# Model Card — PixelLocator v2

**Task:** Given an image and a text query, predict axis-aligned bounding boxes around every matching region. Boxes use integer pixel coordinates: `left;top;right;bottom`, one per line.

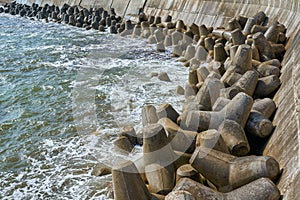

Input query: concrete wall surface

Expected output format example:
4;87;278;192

0;0;12;5
14;0;300;199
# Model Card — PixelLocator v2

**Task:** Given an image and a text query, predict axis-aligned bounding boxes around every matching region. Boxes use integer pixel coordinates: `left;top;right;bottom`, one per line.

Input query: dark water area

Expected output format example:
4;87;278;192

0;14;187;199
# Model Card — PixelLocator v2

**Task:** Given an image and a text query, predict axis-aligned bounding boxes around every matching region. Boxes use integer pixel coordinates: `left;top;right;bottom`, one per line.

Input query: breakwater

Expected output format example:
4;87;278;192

3;0;300;199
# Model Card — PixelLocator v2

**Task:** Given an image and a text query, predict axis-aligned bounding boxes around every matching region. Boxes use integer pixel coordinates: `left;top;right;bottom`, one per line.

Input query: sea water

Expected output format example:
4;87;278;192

0;13;187;199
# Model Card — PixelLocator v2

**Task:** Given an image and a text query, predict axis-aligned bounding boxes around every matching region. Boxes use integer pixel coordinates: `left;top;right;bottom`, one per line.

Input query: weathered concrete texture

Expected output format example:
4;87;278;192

91;0;112;10
15;0;300;199
0;0;12;5
264;40;300;199
125;0;146;19
111;0;130;17
141;2;300;199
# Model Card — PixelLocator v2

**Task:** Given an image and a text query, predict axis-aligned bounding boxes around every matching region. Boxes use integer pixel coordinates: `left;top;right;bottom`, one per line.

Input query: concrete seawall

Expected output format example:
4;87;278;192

0;0;12;4
15;0;300;199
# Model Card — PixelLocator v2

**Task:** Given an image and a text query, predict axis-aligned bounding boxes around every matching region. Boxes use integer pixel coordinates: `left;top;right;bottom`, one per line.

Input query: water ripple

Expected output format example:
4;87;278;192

0;13;187;199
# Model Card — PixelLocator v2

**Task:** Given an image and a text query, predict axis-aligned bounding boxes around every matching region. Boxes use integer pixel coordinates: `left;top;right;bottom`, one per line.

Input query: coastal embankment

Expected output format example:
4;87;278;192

0;0;12;5
6;0;300;199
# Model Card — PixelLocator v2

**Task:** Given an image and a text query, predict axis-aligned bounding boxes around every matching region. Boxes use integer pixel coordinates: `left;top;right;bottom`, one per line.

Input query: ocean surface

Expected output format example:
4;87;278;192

0;14;187;199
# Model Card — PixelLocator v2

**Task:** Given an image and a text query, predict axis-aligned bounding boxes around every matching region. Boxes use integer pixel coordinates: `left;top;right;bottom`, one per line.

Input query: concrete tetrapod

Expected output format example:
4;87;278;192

173;151;193;169
278;32;287;44
157;41;166;52
143;123;176;166
149;28;158;40
189;146;280;192
140;22;151;38
176;85;185;95
174;20;184;30
264;23;280;43
243;17;256;36
199;24;209;37
218;119;250;156
189;23;199;36
164;35;172;47
142;105;159;126
271;44;286;60
165;190;196;200
233;44;252;74
181;92;253;132
145;163;175;195
172;177;280;200
196;129;229;154
220;65;242;87
183;31;194;45
188;69;198;85
253;32;275;61
212;61;226;76
132;24;141;38
148;16;155;25
158;72;171;82
113;136;133;155
156;103;180;124
251;59;263;68
184;45;196;61
9;5;288;199
148;35;157;44
212;29;231;41
229;45;238;61
197;36;206;48
252;11;267;26
204;37;214;51
207;71;222;80
212;97;231;111
151;193;165;200
254;75;281;98
251;25;268;34
196;65;210;83
220;85;241;100
256;64;280;77
246;111;274;138
225;177;280;200
154;16;161;25
261;59;281;68
220;70;258;99
172;30;183;46
214;43;227;63
184;84;197;98
176;164;204;184
252;45;260;61
112;160;152;200
231;29;245;45
252;98;276;119
172;177;223;199
119;126;137;145
227;18;242;31
158;118;197;154
173;44;183;57
233;70;259;96
154;29;165;43
161;22;174;29
98;25;105;32
194;77;225;111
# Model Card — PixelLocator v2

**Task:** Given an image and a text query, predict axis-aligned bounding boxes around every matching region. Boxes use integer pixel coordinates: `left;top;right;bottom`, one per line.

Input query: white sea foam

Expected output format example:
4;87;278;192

0;14;188;199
